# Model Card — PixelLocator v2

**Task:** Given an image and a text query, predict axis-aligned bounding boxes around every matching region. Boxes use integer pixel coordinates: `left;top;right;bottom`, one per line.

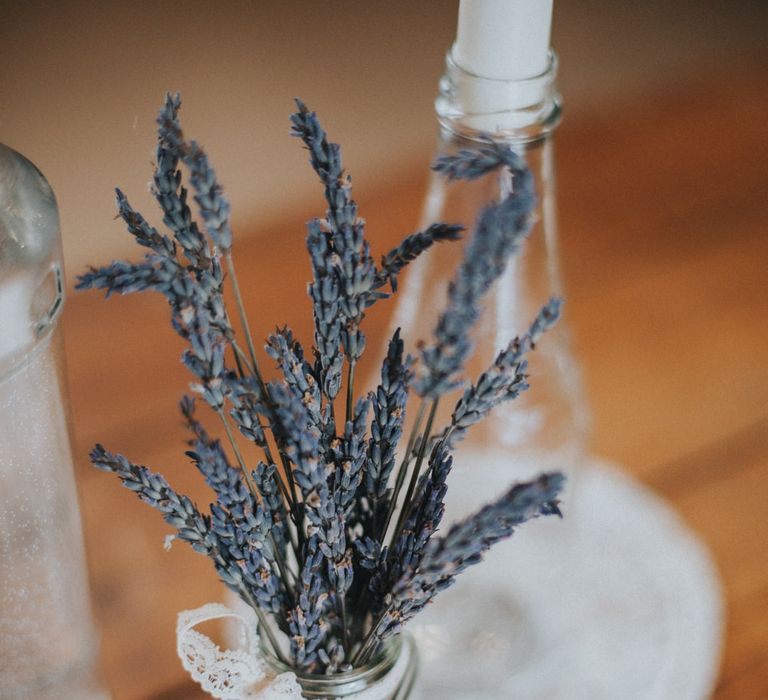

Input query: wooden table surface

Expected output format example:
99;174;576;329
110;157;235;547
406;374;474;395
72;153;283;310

63;65;768;699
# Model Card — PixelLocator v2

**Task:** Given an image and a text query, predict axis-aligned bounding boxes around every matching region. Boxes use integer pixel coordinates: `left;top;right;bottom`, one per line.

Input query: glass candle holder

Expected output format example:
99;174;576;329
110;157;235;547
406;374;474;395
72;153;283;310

390;50;587;516
0;144;107;699
380;50;588;698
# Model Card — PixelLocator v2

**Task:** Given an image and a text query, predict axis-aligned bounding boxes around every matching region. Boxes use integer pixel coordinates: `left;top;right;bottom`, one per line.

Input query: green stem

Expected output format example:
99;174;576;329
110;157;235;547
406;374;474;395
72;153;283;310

239;585;290;666
217;409;257;496
283;457;301;532
351;609;388;666
389;398;439;549
345;359;357;426
339;595;351;656
230;339;256;377
225;253;260;374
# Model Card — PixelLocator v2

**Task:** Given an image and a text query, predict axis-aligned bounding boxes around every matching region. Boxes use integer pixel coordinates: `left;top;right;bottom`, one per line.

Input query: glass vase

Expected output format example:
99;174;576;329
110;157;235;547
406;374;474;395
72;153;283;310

383;49;588;698
392;49;587;514
0;144;107;699
264;634;418;700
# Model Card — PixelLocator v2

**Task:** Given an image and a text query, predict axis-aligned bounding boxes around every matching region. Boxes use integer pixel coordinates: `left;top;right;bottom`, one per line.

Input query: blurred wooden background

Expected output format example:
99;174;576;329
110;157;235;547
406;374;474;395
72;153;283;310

3;1;765;697
2;0;767;271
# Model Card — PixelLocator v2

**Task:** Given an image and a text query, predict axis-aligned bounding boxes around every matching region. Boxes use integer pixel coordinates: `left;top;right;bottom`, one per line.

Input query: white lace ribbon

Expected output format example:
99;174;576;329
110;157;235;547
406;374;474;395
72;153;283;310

176;602;302;699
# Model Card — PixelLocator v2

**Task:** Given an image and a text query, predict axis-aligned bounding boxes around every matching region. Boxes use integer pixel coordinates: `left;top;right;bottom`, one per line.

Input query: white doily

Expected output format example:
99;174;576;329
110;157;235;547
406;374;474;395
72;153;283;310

409;459;724;700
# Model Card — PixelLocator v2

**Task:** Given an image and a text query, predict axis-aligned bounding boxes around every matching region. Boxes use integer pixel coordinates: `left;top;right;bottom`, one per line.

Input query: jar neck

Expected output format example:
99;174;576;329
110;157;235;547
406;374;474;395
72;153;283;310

435;48;562;144
262;633;415;698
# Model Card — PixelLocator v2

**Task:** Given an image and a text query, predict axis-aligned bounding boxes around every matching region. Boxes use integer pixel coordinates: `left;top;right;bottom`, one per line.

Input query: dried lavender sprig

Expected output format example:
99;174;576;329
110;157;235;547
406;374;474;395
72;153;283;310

374;223;463;292
224;375;302;527
290;99;354;232
268;381;351;597
266;327;323;432
156;93;266;394
181;396;289;555
153;93;212;268
362;445;452;626
415;174;536;398
333;218;380;362
252;461;292;554
141;112;290;508
432;139;526;182
89;444;216;554
364;330;413;509
292;101;382;366
408;472;563;591
88;444;289;657
76;208;233;415
79;182;222;336
209;502;287;618
358;472;564;660
212;398;301;618
226;377;269;447
186;425;289;565
306;219;345;399
181;396;242;503
331;397;370;515
76;256;171;297
183;308;230;410
441;297;563;447
189;409;296;616
115;189;176;257
201;443;298;617
76;249;226;376
75;270;231;412
374;398;427;546
288;540;331;671
157;104;232;255
176;133;264;391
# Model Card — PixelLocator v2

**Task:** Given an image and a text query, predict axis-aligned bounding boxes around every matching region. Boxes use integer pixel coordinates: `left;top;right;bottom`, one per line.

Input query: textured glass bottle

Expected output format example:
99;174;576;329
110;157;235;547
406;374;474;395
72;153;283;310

0;144;107;699
388;51;587;699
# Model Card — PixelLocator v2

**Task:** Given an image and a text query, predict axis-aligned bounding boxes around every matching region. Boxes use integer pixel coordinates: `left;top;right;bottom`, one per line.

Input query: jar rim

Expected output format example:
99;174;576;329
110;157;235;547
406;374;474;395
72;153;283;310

260;632;405;697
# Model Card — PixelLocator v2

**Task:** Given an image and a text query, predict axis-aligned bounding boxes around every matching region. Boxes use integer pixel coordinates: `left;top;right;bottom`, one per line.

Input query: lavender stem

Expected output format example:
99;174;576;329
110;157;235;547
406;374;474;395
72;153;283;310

378;398;427;542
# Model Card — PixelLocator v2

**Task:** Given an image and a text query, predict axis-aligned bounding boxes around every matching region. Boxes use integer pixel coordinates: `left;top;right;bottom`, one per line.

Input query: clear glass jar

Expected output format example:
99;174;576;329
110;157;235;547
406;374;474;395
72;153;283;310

0;144;107;699
263;634;417;700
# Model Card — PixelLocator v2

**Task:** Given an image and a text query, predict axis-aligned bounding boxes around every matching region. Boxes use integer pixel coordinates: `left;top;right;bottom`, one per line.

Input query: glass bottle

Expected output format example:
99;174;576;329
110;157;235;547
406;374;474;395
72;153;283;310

392;48;586;517
0;144;107;699
387;50;588;699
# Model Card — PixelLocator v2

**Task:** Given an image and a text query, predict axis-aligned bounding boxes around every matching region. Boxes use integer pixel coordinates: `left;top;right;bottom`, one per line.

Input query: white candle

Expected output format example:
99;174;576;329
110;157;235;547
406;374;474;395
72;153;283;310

454;0;553;80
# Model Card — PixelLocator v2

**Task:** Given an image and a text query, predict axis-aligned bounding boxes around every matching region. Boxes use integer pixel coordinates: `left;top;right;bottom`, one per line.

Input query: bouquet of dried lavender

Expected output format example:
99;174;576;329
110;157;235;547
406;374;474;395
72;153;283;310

78;95;564;677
